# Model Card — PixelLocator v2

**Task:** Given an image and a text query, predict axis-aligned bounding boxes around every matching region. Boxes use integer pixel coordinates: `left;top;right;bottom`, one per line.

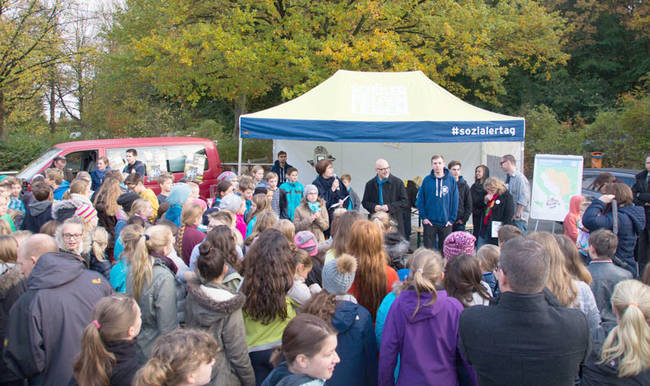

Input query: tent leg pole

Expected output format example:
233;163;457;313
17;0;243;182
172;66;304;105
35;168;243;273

237;137;243;175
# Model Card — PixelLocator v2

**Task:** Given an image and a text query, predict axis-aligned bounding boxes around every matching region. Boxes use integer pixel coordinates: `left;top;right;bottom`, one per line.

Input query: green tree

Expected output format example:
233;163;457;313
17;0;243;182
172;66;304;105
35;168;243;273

107;0;568;138
0;0;65;138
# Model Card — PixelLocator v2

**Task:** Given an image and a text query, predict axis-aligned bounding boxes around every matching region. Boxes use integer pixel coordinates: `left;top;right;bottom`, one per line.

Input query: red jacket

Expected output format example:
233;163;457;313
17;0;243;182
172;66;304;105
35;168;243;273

563;195;584;243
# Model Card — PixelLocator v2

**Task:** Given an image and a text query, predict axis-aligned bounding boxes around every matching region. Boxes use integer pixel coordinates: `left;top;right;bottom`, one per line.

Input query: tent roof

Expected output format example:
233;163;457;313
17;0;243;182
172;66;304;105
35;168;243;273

240;70;524;143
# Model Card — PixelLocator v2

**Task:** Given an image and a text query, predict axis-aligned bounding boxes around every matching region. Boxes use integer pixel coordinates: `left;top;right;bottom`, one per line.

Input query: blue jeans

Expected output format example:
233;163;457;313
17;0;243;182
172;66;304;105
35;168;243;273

513;219;528;235
476;234;489;249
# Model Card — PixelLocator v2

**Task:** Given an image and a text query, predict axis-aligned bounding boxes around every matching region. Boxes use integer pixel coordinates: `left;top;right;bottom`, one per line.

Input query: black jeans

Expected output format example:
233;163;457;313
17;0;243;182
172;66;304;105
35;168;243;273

249;348;275;386
423;223;451;251
637;226;650;277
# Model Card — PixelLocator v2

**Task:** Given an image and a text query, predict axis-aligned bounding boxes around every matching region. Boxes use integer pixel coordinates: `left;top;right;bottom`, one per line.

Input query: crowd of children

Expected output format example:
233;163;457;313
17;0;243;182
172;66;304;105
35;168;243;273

0;153;648;386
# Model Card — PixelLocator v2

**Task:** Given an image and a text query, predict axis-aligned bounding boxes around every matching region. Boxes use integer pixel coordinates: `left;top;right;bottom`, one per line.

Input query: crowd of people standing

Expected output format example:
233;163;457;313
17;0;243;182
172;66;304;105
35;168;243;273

0;148;648;386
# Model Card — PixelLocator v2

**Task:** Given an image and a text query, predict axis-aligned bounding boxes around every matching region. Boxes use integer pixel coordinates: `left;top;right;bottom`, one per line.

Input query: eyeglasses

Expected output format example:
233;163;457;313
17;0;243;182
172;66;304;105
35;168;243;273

500;160;507;165
376;167;390;172
63;233;83;240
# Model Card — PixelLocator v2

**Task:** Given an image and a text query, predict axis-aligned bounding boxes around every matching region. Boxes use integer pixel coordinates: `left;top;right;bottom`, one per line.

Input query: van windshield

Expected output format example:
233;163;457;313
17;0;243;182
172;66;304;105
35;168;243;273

18;148;62;180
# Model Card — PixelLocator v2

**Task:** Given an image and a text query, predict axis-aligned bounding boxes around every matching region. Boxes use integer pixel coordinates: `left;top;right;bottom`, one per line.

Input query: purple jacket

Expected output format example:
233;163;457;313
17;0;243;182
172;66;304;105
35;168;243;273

378;289;474;386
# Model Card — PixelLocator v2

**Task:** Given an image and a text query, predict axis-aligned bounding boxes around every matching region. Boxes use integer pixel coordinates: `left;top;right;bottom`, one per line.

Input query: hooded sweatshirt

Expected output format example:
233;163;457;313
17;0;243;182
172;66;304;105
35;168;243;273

416;168;459;226
20;200;53;233
3;251;113;385
327;300;378;386
378;289;474;386
185;279;255;386
582;200;646;276
563;195;584;243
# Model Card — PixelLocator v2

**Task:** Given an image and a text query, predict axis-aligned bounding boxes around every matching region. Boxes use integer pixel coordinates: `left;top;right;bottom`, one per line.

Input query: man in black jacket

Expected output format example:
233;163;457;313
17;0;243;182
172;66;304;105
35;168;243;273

459;237;590;386
362;158;409;238
632;153;650;276
448;160;472;232
4;235;113;385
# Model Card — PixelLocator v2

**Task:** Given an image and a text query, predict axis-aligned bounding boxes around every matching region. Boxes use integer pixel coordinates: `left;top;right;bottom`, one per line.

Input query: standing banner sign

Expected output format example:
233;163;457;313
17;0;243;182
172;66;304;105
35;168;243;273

531;154;583;222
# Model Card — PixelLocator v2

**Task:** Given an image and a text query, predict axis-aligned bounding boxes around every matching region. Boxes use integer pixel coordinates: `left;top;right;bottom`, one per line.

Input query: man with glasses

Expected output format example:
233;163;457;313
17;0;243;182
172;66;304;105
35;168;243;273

362;158;409;238
4;230;113;385
500;154;530;235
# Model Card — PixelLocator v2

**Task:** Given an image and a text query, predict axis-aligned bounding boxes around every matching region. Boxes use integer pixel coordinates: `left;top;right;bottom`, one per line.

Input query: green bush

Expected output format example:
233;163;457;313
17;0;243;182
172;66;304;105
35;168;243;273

0;130;74;172
583;94;650;168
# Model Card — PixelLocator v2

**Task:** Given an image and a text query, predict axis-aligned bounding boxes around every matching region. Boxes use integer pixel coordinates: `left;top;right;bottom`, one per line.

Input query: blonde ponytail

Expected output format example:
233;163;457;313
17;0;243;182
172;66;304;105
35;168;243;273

91;227;109;263
600;280;650;377
123;225;150;301
407;248;443;319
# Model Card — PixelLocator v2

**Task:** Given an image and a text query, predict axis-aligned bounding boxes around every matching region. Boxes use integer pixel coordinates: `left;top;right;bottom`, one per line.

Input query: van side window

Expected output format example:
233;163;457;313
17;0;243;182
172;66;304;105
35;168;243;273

166;145;209;173
66;150;98;176
106;145;208;175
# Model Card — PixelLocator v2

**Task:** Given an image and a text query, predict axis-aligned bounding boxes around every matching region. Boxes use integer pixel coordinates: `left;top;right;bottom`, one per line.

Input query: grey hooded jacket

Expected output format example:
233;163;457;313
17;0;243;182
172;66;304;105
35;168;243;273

126;258;178;364
185;279;255;386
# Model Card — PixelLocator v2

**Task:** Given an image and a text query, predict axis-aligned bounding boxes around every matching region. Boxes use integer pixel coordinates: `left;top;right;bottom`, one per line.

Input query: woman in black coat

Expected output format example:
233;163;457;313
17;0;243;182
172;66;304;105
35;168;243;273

470;165;489;238
477;177;514;247
312;159;347;235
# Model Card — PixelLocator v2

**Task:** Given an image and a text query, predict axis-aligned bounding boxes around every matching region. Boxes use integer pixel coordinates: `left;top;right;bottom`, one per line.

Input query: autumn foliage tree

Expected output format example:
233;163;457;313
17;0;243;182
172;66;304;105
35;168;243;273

108;0;568;137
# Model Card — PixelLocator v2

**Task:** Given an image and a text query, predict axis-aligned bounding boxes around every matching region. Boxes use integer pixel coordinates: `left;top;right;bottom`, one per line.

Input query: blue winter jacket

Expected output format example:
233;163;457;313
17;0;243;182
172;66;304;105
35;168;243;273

53;180;70;201
279;181;304;221
329;300;378;386
582;200;645;276
416;168;458;226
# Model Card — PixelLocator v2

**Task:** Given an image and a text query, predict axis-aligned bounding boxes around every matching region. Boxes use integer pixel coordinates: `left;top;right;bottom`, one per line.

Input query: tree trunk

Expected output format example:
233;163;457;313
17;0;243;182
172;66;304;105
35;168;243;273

49;77;56;134
232;94;247;141
0;89;4;139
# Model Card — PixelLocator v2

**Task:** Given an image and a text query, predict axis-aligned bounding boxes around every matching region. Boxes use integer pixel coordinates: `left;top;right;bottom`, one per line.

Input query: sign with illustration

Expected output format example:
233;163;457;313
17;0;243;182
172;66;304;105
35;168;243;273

531;154;583;222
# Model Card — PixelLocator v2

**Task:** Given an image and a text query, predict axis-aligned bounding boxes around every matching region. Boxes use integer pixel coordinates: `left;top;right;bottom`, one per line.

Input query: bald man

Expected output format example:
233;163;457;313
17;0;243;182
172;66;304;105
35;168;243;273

15;233;58;277
4;234;112;385
362;159;409;237
1;235;58;384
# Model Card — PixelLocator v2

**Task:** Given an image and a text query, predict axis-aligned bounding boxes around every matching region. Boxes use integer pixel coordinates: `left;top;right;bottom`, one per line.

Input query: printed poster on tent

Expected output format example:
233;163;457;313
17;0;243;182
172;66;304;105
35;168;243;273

184;153;206;182
531;154;583;222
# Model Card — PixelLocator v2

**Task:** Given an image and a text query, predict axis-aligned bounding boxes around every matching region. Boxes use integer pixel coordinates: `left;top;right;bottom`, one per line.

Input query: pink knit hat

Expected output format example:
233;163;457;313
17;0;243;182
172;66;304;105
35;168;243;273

294;231;318;257
75;204;97;225
443;231;476;259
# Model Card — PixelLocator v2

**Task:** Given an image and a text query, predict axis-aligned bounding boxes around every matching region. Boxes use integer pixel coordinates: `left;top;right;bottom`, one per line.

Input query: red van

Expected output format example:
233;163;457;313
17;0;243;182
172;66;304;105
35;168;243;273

17;137;222;199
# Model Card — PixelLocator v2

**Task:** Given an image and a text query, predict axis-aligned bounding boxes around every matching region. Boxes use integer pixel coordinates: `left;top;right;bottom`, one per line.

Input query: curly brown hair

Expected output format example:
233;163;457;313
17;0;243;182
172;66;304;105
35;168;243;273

302;291;337;323
242;229;295;324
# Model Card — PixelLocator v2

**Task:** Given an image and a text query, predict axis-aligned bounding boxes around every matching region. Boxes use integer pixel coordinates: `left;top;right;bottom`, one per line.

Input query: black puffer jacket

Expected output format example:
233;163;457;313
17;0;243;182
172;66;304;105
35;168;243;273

583;200;645;276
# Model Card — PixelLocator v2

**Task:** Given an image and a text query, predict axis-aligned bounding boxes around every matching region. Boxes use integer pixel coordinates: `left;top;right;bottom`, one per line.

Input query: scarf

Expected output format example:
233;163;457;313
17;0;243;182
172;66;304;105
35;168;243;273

377;175;388;205
308;201;321;212
483;194;500;225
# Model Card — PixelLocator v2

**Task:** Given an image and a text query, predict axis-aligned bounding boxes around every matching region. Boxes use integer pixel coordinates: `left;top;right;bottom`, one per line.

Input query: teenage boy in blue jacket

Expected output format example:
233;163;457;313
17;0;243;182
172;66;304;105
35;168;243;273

416;155;458;251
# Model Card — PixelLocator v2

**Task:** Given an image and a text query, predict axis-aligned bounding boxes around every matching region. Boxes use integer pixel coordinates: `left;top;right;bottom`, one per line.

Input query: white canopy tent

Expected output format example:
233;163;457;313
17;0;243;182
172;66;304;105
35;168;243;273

239;70;525;194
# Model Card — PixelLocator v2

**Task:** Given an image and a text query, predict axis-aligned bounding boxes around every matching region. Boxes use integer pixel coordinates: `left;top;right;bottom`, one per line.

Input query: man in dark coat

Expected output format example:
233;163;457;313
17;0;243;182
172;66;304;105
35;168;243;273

459;237;590;386
270;150;294;185
0;235;59;385
632;153;650;276
448;160;472;232
4;235;113;385
362;158;409;238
